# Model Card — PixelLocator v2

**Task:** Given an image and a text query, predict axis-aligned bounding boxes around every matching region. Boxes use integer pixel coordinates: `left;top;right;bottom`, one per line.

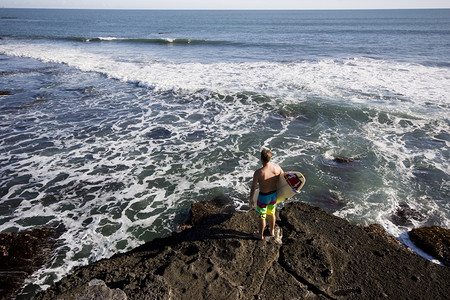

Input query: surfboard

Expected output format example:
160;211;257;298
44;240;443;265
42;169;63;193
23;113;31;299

251;171;306;207
276;171;306;203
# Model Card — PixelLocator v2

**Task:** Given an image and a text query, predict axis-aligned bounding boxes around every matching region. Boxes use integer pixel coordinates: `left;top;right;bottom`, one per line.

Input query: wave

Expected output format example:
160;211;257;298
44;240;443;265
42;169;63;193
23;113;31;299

22;35;239;46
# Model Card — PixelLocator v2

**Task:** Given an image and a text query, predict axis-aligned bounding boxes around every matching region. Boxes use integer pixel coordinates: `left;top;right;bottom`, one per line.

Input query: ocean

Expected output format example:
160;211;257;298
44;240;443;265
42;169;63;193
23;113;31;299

0;8;449;298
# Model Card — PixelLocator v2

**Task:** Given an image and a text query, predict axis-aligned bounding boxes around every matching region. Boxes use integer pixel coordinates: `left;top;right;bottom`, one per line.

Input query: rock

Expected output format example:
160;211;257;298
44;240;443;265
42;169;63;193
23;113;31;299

390;203;425;226
409;226;450;266
35;202;450;300
0;91;11;96
51;279;127;300
313;193;345;213
333;156;357;163
184;194;235;226
0;228;56;300
363;224;406;250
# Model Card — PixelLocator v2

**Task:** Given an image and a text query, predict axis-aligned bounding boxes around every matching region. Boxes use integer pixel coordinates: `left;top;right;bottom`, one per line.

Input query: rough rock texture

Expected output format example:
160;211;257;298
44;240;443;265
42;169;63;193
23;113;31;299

185;195;235;226
51;279;127;300
363;224;407;251
0;228;55;300
409;226;450;267
35;202;449;300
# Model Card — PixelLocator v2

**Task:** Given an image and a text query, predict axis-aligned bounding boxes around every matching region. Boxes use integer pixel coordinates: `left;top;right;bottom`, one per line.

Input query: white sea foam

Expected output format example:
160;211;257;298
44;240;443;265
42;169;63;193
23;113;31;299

1;41;449;114
98;37;124;41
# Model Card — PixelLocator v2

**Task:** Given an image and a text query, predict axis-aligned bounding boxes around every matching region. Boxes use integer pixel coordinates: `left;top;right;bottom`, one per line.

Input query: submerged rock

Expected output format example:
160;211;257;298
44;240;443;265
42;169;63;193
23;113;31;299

409;226;450;266
0;228;56;300
313;193;345;213
35;202;450;300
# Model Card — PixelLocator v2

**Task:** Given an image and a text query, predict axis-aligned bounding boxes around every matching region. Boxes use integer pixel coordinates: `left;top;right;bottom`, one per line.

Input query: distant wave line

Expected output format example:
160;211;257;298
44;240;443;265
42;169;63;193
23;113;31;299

23;35;242;46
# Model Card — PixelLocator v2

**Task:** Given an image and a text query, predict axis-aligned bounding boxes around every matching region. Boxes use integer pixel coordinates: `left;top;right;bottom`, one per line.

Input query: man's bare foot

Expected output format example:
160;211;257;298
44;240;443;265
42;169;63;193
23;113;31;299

269;230;275;237
252;232;263;240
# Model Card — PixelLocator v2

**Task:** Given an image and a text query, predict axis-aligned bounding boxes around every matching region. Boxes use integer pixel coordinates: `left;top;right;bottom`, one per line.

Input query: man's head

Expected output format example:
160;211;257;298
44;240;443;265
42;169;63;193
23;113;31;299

261;148;272;164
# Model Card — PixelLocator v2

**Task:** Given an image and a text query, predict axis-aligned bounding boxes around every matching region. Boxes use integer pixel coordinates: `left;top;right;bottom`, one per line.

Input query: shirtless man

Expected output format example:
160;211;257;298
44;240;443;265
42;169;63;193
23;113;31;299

249;149;283;240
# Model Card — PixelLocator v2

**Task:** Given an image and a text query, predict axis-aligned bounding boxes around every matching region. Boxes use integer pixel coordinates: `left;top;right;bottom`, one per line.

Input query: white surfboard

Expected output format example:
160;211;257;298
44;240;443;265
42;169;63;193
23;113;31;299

251;171;306;206
276;171;306;203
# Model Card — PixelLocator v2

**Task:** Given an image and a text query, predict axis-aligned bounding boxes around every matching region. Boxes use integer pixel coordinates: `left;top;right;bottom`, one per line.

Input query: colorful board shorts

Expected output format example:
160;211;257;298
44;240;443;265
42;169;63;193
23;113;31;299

256;190;277;220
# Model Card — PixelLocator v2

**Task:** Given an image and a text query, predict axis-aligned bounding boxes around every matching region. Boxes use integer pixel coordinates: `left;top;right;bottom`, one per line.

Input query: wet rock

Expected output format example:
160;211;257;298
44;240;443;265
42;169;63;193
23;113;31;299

363;224;405;250
333;156;357;163
0;91;11;96
35;202;450;300
0;228;56;300
409;226;450;266
390;203;426;226
184;194;235;226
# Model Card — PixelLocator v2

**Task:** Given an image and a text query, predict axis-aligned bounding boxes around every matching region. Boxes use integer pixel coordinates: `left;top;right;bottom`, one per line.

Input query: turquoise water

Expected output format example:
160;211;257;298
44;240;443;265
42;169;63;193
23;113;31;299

0;9;449;297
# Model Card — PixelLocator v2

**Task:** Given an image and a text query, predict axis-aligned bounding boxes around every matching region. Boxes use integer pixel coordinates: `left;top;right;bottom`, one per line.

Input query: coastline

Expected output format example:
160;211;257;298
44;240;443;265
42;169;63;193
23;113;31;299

32;200;449;300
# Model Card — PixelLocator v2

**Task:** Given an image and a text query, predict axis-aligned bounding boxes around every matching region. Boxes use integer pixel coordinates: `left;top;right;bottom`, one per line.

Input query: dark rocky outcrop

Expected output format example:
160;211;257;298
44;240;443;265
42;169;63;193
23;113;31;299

185;195;235;226
333;156;357;164
409;226;450;267
390;203;425;227
0;228;55;300
34;201;449;300
0;91;11;96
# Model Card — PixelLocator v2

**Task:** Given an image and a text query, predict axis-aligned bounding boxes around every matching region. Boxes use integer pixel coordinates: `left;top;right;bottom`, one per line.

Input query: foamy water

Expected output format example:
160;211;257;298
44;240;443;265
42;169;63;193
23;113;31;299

1;41;449;110
0;8;449;298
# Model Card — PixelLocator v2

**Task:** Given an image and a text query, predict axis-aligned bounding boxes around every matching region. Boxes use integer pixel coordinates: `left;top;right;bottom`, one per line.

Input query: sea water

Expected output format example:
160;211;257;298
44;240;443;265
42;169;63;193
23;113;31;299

0;9;449;297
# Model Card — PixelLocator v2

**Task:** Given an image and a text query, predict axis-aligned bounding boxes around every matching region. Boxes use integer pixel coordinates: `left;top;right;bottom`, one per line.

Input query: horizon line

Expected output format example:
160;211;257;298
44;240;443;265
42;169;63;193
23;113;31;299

1;7;450;11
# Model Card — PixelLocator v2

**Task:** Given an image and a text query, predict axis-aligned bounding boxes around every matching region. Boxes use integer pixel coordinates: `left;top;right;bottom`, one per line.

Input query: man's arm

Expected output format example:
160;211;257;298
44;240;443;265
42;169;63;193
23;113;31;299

249;171;259;208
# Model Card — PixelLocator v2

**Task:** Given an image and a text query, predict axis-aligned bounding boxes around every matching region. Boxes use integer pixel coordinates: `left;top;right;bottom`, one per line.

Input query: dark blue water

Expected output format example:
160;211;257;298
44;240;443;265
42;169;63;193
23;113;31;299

0;9;449;298
1;9;449;64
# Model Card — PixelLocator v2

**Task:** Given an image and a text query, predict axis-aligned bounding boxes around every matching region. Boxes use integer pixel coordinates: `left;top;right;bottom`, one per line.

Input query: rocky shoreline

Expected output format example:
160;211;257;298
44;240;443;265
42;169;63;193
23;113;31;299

0;228;55;300
30;199;449;300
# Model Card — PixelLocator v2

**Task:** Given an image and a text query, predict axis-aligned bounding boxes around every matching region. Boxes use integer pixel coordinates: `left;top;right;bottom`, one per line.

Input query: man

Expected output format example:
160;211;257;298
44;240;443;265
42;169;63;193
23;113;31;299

249;149;283;240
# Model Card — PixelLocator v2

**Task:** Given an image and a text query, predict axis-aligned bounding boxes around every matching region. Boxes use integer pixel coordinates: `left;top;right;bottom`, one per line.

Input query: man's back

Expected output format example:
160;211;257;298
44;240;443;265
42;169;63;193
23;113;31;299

257;162;283;193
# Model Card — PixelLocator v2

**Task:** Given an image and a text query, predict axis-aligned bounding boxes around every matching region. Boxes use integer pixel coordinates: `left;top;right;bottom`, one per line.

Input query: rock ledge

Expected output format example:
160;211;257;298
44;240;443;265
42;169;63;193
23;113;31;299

35;202;449;299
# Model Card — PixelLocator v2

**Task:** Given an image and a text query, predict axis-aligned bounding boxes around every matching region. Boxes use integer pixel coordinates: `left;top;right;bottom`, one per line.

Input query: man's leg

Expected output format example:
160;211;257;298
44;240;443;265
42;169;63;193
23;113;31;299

268;214;276;236
266;199;277;236
257;218;266;239
255;196;268;240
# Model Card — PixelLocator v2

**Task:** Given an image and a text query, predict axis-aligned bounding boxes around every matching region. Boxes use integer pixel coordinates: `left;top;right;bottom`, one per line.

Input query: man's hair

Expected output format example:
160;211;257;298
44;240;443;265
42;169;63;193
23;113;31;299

261;148;272;163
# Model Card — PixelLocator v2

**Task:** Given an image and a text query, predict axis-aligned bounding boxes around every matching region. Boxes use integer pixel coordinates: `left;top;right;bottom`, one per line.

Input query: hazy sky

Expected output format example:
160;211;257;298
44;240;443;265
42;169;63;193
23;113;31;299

1;0;449;10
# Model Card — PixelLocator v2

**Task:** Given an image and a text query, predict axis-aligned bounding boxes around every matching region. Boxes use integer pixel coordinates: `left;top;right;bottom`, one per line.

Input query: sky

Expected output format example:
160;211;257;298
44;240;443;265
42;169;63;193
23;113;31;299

1;0;449;10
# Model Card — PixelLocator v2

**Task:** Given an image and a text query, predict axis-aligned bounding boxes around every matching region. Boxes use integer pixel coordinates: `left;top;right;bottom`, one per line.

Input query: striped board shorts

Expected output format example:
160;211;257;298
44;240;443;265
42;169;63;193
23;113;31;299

256;190;277;220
